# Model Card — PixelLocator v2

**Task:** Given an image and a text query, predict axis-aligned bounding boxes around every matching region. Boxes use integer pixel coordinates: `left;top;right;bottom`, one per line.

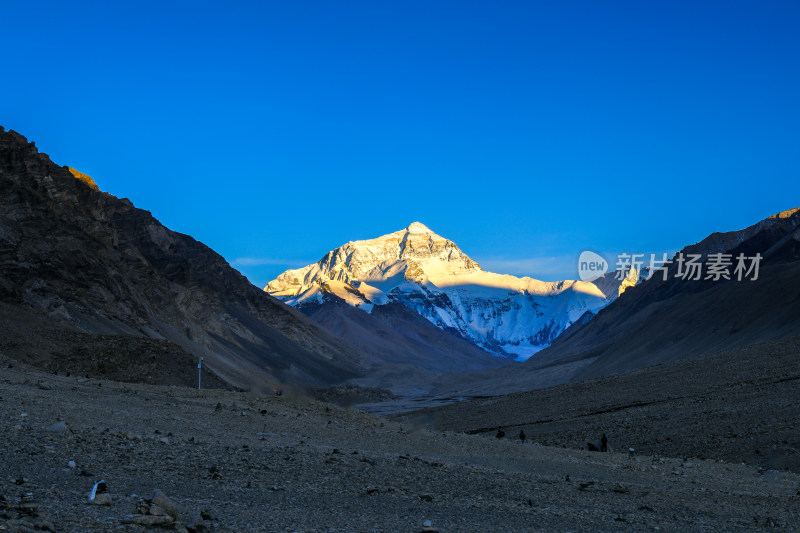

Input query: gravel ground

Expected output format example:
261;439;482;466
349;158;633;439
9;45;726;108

397;337;800;475
1;355;799;532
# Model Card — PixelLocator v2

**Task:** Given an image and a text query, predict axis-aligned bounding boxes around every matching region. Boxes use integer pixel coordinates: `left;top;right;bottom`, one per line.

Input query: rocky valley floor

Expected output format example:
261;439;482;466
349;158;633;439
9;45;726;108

398;337;800;477
2;353;800;532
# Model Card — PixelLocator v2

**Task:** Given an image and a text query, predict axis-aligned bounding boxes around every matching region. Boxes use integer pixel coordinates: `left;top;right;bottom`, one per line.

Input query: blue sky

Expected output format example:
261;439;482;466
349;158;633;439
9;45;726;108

3;1;798;286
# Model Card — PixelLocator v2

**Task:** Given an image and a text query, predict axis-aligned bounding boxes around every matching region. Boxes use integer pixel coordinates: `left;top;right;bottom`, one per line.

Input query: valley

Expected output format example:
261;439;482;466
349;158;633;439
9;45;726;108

2;354;799;532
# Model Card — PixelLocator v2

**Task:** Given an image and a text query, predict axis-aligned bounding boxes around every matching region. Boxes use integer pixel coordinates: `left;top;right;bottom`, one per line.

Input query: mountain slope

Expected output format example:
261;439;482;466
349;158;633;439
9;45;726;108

294;292;508;391
267;222;621;359
429;208;800;397
0;127;366;389
683;207;800;257
559;207;800;381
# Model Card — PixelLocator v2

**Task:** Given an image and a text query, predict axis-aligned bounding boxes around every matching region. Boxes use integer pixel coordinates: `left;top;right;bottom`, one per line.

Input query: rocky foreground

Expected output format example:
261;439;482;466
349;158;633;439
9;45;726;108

1;355;799;532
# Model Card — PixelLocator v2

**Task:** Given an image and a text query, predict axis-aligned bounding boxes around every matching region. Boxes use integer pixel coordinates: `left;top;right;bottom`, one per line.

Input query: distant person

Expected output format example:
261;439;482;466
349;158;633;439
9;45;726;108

519;430;526;444
600;433;608;452
495;426;505;439
275;388;283;397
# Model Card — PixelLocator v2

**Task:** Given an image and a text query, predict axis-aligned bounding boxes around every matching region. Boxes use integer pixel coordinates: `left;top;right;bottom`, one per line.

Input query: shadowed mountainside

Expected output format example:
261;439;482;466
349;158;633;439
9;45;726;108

429;208;800;397
0;301;230;389
296;294;509;391
0;127;367;389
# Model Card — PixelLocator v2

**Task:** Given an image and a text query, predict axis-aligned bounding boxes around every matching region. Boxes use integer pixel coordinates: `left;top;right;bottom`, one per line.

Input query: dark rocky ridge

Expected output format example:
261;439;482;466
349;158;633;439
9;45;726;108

429;208;800;397
683;206;800;257
539;207;800;381
0;126;367;389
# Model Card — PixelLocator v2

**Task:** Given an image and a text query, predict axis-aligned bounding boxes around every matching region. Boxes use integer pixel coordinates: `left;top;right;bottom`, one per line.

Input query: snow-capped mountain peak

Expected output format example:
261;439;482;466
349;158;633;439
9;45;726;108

266;223;621;361
266;223;481;297
405;221;434;234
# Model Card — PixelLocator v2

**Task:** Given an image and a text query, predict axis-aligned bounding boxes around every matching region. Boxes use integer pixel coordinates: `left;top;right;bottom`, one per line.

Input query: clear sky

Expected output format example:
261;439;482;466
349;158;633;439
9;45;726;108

3;1;798;286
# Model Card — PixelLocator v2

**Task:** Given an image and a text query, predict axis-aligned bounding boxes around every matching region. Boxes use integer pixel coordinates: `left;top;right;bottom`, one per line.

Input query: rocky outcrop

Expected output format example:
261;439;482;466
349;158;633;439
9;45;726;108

0;126;366;388
67;167;100;191
616;266;638;296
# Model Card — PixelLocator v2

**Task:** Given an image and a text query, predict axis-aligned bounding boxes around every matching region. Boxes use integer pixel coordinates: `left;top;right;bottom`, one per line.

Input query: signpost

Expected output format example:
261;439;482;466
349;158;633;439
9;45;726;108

198;357;203;390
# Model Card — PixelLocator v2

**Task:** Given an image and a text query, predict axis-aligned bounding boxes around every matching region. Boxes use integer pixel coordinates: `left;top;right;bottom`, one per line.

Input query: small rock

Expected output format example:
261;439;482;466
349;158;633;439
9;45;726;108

90;492;112;505
18;492;38;513
46;421;68;434
158;437;170;444
612;484;630;494
188;515;211;533
152;489;180;519
149;503;165;516
135;500;151;515
421;519;439;532
67;460;77;468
